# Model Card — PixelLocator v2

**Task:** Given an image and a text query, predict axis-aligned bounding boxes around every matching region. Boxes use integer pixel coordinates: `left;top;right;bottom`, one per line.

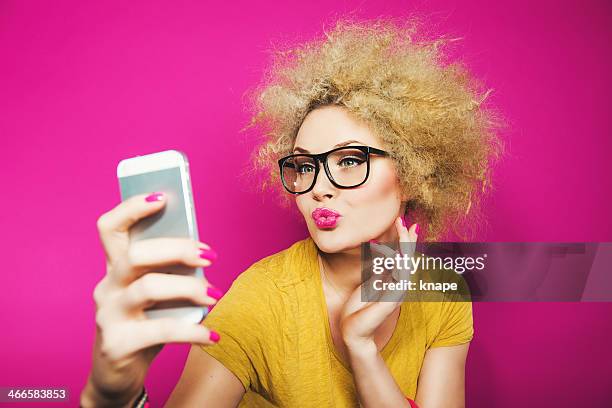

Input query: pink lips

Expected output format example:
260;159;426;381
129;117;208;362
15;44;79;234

311;207;342;229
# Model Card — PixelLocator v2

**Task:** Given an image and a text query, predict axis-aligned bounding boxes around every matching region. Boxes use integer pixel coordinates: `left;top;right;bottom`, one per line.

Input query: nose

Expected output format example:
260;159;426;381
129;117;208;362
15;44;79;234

310;161;336;200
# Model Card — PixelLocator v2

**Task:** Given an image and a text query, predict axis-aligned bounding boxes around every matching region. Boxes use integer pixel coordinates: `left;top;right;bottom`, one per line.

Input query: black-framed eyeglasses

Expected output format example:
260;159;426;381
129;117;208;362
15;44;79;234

278;145;389;194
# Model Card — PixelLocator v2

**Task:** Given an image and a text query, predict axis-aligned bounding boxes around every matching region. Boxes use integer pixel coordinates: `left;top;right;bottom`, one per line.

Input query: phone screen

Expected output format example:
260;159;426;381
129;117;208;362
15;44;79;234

118;163;207;320
119;166;197;243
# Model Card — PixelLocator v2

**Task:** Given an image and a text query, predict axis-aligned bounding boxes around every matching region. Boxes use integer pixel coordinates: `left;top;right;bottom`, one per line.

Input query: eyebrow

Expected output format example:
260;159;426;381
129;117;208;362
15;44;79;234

293;139;363;153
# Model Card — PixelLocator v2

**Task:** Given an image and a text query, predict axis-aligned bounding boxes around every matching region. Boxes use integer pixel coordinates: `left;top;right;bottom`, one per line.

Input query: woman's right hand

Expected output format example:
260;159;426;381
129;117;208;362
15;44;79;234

82;192;221;407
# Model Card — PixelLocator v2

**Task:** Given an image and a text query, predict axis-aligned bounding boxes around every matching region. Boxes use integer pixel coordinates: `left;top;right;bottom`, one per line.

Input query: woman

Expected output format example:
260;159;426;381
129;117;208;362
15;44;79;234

81;18;501;408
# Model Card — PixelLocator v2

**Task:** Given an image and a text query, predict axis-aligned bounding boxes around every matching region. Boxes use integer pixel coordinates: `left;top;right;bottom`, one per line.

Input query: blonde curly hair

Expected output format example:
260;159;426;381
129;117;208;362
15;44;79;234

244;17;505;241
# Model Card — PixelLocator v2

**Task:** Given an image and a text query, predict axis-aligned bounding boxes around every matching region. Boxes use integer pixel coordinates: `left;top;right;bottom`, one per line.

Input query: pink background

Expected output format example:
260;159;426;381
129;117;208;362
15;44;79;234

1;1;611;406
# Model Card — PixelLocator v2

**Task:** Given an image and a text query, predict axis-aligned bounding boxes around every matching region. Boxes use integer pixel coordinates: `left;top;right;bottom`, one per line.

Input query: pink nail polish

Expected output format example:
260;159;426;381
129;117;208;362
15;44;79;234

207;286;223;300
199;248;218;261
369;239;379;244
145;192;164;202
209;330;220;342
415;224;420;234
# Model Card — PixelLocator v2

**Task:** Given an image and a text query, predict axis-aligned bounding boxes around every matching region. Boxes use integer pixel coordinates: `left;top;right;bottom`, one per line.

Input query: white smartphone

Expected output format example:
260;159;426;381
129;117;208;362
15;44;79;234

117;150;207;323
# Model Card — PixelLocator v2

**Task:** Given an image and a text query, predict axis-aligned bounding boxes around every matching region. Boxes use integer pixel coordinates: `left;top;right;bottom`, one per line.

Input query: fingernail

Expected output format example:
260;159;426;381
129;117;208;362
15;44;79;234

209;330;220;342
401;215;407;227
369;239;379;244
199;248;218;261
207;304;214;313
415;224;420;235
207;286;223;300
145;192;164;202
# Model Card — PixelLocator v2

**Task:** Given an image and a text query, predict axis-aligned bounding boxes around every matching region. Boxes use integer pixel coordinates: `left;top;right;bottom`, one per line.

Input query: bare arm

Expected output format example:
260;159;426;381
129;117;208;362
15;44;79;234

165;345;245;407
346;341;411;407
346;341;469;408
415;343;470;408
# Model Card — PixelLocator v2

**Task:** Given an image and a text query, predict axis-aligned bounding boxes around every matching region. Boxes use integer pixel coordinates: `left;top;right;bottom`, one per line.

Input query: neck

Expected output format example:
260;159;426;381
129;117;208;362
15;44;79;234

318;246;363;295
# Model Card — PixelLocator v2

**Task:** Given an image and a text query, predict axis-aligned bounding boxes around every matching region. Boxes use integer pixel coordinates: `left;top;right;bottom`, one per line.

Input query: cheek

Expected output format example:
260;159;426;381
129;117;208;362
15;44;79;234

337;166;402;244
296;196;306;213
352;165;401;207
296;196;310;221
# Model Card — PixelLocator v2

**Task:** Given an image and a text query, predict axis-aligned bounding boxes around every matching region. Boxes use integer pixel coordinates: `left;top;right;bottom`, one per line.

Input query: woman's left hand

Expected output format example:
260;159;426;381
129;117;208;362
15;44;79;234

339;216;419;351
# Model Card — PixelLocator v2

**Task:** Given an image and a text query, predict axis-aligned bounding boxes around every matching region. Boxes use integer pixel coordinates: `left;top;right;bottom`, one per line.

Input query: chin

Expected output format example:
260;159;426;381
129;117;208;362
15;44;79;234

309;226;363;254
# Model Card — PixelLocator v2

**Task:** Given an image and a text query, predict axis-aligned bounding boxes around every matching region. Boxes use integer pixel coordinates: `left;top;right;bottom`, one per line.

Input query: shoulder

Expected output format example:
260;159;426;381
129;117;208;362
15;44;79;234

208;236;316;319
409;255;473;348
233;236;317;290
198;238;317;394
202;237;316;347
418;298;473;349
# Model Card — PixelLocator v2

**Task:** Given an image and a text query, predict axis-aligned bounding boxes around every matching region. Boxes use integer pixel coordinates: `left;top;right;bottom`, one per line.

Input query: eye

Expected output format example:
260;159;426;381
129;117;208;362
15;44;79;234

338;156;364;168
298;163;316;174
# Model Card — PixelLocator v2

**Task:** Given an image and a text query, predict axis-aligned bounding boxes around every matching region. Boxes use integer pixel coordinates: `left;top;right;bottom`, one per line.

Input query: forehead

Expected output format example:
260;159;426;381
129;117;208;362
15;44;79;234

293;105;380;153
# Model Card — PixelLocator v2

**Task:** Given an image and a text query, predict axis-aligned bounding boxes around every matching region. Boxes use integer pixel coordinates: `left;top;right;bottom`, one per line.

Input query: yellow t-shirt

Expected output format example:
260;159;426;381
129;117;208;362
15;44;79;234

200;237;473;407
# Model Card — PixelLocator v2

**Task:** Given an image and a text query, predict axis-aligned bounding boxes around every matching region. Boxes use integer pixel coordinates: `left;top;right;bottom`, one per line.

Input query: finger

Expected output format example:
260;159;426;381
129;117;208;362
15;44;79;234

395;216;417;243
368;218;417;257
369;241;398;258
407;222;419;242
106;320;219;359
127;238;216;275
96;192;167;261
368;240;408;285
395;216;417;258
118;273;222;311
369;227;412;283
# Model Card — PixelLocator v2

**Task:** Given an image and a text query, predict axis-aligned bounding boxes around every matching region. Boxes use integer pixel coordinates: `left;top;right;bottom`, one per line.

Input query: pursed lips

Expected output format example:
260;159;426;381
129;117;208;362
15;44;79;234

311;207;342;228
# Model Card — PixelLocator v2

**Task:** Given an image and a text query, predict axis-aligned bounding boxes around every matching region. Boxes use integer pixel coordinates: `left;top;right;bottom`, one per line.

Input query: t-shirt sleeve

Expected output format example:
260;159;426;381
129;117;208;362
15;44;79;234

429;298;474;348
198;264;272;392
